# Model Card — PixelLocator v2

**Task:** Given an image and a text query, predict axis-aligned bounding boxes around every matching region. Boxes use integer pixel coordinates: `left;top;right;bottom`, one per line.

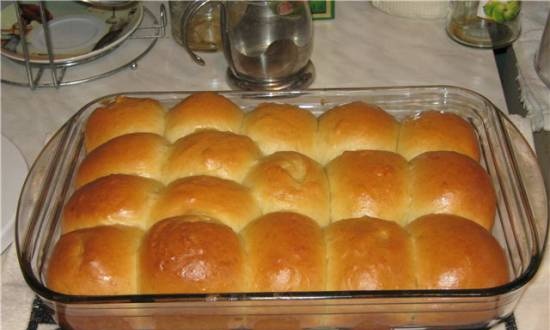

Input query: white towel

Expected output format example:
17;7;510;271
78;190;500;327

514;2;550;131
1;246;58;330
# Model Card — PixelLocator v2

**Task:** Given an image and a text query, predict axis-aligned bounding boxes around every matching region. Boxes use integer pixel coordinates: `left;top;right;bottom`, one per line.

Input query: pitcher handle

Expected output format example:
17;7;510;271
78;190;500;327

218;1;236;74
180;0;215;66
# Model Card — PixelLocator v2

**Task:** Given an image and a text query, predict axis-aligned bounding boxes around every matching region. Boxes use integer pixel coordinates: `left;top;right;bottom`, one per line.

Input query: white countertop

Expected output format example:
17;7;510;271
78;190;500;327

1;2;548;330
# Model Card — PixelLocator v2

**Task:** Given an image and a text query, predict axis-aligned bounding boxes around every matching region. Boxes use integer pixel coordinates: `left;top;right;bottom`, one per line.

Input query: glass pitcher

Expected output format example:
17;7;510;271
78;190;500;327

181;1;314;86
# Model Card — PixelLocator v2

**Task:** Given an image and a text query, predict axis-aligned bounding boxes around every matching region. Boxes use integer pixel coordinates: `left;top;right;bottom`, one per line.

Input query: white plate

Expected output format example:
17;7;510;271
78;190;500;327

1;1;143;65
1;135;28;253
26;14;110;55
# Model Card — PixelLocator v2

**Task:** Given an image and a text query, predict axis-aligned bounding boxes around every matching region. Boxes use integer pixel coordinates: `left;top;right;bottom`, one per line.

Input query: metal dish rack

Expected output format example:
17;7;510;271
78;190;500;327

1;1;167;89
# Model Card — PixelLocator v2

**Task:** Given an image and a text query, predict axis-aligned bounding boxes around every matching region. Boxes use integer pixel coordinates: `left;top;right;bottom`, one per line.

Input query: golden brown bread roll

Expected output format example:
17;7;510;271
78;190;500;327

63;174;163;233
317;102;399;164
85;96;166;152
407;214;509;289
242;103;317;159
326;150;409;225
51;92;510;314
46;225;144;295
140;215;245;294
165;92;244;143
163;130;261;184
75;133;170;188
408;151;496;230
325;217;415;291
398;111;480;161
243;151;330;226
151;175;261;232
242;212;325;292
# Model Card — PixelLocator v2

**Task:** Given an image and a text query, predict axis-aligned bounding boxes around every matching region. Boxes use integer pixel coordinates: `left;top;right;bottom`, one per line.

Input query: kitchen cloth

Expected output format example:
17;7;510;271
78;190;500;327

1;245;57;330
513;1;550;131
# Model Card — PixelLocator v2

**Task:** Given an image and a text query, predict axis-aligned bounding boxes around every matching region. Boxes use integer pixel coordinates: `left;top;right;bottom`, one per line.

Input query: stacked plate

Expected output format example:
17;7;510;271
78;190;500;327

1;1;143;65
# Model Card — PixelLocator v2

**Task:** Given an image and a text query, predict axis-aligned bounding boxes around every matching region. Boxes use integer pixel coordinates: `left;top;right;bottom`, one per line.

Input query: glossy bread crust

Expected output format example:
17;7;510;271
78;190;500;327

327;150;410;225
244;151;330;226
165;92;244;143
407;214;509;289
317;101;399;164
85;96;165;152
46;225;144;295
151;175;261;232
242;102;318;160
140;216;245;294
75;133;170;188
408;151;496;230
164;130;261;183
242;212;325;292
63;174;163;233
326;217;415;291
398;111;480;161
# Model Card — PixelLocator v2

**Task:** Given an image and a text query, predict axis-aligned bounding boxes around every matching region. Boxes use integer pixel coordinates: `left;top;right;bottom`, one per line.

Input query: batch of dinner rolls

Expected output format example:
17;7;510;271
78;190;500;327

46;92;510;296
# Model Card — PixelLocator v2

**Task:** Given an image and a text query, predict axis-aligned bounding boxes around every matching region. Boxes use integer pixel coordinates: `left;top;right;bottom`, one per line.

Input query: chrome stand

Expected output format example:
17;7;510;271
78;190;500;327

1;2;167;89
226;61;315;91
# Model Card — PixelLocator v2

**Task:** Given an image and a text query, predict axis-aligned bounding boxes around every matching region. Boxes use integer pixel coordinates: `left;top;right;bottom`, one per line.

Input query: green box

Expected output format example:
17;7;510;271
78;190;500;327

309;0;335;19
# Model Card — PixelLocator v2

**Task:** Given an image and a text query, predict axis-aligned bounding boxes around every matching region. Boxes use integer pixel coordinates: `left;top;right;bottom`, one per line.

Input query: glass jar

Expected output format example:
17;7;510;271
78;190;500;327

446;0;521;49
169;1;221;52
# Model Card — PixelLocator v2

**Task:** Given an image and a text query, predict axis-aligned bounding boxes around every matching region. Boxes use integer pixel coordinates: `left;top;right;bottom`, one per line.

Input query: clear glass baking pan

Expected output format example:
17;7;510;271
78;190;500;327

16;86;549;330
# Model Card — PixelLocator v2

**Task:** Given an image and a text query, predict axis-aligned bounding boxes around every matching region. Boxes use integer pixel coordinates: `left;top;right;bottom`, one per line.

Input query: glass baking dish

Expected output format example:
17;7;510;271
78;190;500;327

16;86;549;330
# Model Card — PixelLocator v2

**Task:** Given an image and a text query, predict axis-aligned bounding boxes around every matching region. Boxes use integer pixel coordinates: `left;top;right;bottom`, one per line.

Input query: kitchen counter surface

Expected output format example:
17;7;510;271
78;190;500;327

1;2;548;330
